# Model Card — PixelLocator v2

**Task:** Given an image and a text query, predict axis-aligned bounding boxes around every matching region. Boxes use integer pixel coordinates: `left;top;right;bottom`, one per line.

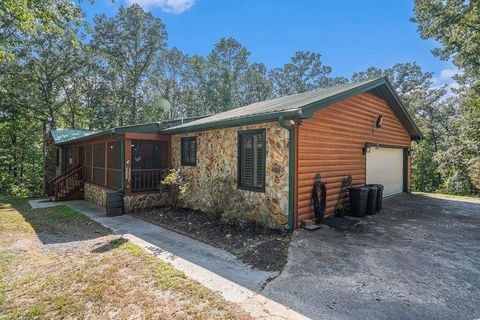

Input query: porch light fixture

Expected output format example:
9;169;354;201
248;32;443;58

407;148;413;156
376;115;383;128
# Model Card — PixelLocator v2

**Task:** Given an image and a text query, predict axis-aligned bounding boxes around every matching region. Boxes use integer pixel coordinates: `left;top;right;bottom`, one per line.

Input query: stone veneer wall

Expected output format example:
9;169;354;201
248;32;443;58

171;122;289;226
84;182;110;207
123;193;167;213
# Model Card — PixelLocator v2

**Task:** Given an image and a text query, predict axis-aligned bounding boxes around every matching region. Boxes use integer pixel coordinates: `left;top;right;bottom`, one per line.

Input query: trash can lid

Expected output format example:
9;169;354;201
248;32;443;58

349;186;369;191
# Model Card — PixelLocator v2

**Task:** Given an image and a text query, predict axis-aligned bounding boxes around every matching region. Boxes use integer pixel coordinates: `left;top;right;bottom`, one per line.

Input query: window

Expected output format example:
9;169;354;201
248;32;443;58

238;130;266;191
181;137;196;166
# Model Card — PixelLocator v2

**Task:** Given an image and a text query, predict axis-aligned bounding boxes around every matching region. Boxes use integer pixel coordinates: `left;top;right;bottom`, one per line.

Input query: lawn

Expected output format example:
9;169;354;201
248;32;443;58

0;198;250;320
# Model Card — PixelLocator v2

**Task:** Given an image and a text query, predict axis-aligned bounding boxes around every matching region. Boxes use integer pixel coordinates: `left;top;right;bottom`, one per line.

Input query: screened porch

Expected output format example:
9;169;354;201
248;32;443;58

55;134;171;197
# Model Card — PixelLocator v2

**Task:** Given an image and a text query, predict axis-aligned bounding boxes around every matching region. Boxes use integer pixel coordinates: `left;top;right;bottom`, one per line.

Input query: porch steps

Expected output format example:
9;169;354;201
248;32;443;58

50;165;84;201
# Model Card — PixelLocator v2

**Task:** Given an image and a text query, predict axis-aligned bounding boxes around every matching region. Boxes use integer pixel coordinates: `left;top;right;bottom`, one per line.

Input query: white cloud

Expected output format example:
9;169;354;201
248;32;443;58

432;67;463;99
127;0;195;13
438;68;458;81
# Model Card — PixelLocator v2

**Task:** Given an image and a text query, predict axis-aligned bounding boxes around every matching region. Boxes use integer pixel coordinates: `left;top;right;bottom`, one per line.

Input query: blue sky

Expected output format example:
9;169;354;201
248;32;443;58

81;0;459;88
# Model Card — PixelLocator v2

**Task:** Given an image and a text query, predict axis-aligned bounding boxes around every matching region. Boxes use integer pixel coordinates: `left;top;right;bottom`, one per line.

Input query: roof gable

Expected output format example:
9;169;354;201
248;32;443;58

165;77;422;140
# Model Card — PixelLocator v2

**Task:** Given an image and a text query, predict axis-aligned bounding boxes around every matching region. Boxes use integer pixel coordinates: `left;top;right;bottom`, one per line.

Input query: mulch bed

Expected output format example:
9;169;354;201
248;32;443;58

131;207;291;271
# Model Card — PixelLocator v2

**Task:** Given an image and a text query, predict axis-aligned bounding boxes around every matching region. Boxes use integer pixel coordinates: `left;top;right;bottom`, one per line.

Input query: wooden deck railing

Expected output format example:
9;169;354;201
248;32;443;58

49;164;82;196
53;165;84;201
131;169;167;192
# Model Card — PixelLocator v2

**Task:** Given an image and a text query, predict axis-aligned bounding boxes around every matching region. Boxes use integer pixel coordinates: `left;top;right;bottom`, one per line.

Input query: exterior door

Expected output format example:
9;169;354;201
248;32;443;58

366;147;404;197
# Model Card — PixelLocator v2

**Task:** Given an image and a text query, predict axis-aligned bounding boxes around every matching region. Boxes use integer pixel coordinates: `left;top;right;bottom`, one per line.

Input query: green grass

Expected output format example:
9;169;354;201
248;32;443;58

0;198;247;319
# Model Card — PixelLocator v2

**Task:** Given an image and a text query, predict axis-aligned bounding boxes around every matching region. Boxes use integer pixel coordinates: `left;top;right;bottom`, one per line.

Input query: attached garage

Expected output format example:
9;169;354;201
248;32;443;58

366;145;407;197
295;78;421;227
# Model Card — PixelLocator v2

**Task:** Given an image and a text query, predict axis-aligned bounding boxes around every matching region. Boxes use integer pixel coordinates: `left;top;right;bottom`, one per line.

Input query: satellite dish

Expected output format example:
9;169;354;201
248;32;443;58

155;97;171;114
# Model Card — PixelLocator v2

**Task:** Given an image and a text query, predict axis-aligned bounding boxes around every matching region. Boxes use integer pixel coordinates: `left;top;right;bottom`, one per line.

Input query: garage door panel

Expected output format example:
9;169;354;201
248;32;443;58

366;147;404;197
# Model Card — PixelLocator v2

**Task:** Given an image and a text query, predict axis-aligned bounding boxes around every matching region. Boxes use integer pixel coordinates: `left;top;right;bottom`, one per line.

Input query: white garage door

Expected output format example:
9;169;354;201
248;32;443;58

366;147;404;197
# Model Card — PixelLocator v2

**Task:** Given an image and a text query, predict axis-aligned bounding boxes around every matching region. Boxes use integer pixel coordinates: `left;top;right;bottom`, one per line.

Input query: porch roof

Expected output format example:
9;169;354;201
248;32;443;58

53;116;205;146
51;129;99;144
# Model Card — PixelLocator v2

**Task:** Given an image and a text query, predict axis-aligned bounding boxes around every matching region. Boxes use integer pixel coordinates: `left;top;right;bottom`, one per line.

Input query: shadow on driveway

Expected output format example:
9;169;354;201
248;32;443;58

263;194;480;320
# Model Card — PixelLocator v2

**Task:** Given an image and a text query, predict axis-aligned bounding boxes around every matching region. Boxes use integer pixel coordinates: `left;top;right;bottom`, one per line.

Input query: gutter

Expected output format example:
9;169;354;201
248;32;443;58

278;111;301;232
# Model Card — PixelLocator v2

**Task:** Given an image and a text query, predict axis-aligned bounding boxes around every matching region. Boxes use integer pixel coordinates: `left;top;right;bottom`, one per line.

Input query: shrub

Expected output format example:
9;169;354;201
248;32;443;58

158;169;188;208
188;175;257;227
253;201;277;230
220;202;251;228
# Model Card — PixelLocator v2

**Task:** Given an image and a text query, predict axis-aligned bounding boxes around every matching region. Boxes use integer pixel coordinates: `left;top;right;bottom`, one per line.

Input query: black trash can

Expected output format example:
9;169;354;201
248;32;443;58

366;184;384;212
365;185;378;215
349;186;369;217
106;191;124;216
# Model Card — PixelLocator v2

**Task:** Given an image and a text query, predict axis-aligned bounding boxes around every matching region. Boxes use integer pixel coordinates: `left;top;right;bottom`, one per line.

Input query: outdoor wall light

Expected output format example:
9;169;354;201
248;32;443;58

407;148;413;156
363;145;371;155
376;115;383;128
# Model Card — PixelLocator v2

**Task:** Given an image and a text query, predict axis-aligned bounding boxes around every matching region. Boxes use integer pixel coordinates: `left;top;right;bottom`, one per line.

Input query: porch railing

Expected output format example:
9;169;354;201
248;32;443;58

131;169;167;192
49;164;82;196
52;165;84;201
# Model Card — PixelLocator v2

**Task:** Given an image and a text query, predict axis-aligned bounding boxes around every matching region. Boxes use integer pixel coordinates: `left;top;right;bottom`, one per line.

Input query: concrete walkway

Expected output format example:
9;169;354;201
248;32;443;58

29;199;309;320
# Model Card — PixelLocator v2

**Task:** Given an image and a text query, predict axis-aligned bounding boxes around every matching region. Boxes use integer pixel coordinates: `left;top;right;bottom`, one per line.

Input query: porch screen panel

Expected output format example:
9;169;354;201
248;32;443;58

85;145;92;182
107;141;122;189
93;143;105;186
131;140;167;192
132;140;167;169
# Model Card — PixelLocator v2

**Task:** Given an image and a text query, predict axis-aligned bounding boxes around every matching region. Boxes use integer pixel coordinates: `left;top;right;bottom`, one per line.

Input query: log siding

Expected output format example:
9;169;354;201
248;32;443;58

296;92;412;224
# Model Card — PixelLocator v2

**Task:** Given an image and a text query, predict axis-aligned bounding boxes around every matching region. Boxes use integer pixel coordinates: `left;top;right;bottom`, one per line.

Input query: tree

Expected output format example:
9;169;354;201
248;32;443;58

413;0;480;194
237;62;272;106
91;4;168;124
0;0;83;60
268;51;347;97
206;37;250;112
149;47;192;119
412;0;480;87
22;28;83;130
352;62;434;105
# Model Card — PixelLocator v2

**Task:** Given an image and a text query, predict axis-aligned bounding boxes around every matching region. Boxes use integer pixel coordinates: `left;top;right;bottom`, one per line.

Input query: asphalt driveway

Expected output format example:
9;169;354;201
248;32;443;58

263;194;480;320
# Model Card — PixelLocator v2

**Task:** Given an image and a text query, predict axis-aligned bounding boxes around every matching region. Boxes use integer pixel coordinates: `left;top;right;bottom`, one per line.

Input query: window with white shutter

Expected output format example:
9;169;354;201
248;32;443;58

238;129;266;192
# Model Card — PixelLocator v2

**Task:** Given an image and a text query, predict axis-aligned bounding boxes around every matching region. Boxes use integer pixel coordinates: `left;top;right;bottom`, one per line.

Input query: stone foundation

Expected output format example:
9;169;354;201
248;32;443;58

172;122;289;227
84;182;111;207
123;192;167;213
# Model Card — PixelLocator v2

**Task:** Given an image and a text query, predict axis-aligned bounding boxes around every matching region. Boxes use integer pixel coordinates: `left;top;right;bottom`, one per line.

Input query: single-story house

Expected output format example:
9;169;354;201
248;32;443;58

45;77;422;230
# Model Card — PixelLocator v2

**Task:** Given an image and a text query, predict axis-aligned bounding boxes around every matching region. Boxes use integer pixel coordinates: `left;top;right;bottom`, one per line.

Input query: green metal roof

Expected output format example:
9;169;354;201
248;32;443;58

164;77;422;140
51;129;98;144
53;116;206;145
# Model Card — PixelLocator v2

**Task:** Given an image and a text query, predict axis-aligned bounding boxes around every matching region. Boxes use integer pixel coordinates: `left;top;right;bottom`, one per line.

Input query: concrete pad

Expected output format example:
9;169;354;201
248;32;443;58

29;199;309;319
29;198;63;209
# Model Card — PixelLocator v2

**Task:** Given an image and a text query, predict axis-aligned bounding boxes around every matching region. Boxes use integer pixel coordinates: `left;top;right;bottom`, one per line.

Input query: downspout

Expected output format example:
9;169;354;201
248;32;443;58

278;111;301;232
